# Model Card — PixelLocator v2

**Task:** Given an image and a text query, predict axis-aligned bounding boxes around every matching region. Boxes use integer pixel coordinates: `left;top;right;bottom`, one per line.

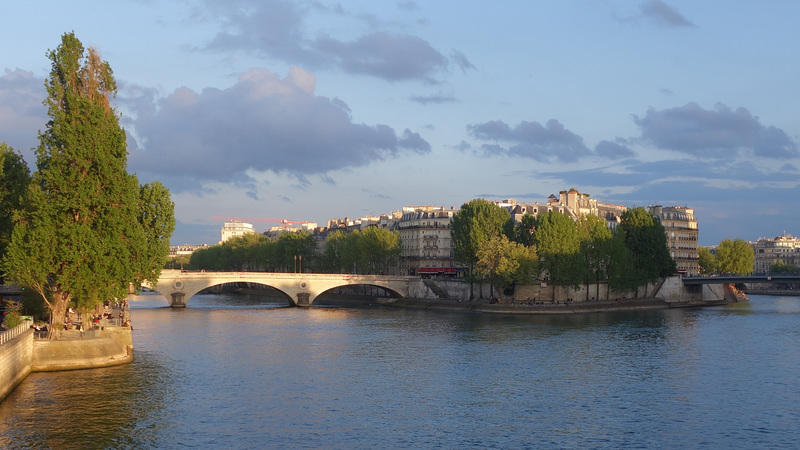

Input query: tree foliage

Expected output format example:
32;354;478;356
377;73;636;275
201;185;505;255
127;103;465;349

715;238;754;275
190;227;401;275
451;199;511;268
507;213;536;247
190;232;318;273
698;247;717;275
321;227;401;274
770;261;800;274
0;143;31;283
533;211;583;289
620;207;676;285
2;33;173;335
475;235;537;297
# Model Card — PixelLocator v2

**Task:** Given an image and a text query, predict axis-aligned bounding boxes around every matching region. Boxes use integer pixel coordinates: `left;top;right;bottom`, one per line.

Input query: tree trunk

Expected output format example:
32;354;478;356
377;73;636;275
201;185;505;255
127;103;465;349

48;291;70;339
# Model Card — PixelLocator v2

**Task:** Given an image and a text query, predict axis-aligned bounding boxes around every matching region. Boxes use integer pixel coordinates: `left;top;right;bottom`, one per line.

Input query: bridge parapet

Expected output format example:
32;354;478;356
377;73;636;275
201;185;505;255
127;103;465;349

145;270;419;307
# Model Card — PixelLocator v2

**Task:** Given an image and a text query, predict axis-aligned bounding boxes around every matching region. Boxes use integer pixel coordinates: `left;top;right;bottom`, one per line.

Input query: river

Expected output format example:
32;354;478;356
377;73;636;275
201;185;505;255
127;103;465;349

1;293;799;448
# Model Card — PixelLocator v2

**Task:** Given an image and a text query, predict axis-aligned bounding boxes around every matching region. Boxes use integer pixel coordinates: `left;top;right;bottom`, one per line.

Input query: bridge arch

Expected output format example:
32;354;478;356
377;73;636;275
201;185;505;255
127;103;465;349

147;270;418;308
313;283;404;304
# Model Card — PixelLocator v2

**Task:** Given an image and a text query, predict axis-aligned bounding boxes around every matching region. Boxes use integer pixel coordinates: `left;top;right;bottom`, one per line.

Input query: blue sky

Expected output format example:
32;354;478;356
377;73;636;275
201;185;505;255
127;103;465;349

1;0;798;246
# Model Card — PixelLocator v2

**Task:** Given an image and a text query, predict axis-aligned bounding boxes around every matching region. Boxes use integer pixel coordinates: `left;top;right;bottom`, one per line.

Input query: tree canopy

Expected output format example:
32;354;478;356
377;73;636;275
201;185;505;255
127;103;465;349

0;143;31;283
698;247;717;275
451;199;510;268
620;207;676;285
2;33;174;335
715;238;754;275
475;234;537;298
533;211;583;288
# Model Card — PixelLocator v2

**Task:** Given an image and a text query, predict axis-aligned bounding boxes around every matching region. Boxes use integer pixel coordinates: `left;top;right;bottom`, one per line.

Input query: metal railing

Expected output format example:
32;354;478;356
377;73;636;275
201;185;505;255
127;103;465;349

0;319;33;346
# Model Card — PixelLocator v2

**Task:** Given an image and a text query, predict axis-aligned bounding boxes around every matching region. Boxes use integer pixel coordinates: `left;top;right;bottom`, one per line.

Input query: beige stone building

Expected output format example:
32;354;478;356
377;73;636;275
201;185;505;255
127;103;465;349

393;206;458;276
506;189;627;229
648;205;699;275
751;233;800;273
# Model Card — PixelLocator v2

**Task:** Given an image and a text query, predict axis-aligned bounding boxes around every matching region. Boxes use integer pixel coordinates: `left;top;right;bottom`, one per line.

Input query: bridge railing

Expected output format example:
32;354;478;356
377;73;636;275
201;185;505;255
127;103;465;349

0;319;33;346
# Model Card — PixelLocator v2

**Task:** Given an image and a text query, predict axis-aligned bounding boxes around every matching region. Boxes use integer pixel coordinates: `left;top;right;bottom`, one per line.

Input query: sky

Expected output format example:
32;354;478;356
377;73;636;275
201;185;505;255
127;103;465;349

1;0;799;246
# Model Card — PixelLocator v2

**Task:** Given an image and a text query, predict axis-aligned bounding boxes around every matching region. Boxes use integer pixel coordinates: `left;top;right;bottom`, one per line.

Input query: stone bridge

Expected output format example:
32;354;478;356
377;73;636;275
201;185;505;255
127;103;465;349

145;270;423;307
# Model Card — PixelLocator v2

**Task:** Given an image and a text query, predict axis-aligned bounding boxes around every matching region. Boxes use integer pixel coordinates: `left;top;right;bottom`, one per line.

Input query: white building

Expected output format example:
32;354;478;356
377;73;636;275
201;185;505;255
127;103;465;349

220;221;256;244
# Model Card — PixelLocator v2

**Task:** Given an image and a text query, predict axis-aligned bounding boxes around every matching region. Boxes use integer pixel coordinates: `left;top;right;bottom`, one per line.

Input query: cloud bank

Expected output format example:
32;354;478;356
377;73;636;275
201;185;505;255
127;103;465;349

128;67;431;189
201;0;470;83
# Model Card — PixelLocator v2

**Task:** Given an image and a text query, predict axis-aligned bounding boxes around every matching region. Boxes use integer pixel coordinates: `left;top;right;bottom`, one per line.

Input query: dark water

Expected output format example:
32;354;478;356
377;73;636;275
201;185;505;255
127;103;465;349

1;294;799;448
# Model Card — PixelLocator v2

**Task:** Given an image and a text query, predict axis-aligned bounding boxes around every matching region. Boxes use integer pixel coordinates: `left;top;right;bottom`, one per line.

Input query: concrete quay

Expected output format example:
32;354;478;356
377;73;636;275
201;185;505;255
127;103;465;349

0;322;133;402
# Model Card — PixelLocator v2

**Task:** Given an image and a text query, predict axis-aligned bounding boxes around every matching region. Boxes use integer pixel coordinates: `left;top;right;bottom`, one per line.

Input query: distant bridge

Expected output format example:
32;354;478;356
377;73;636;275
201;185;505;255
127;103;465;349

146;270;423;307
681;275;800;286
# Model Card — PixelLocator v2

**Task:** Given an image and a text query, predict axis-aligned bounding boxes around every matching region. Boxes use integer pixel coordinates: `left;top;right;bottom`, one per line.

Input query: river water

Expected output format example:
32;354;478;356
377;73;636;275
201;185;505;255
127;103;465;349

1;293;799;448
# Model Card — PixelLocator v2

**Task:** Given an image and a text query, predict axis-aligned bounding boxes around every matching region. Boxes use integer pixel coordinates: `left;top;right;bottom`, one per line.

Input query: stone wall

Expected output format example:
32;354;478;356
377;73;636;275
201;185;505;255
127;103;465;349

0;328;33;401
0;327;133;402
32;334;132;372
413;276;726;304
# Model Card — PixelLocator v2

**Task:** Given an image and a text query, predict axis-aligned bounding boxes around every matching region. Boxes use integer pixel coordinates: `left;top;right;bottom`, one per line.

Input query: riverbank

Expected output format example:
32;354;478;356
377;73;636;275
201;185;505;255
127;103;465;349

316;293;692;315
0;323;133;402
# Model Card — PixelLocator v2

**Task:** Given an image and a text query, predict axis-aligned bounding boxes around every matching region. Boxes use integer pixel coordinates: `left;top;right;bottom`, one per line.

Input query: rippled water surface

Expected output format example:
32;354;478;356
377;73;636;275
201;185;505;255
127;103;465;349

1;294;799;448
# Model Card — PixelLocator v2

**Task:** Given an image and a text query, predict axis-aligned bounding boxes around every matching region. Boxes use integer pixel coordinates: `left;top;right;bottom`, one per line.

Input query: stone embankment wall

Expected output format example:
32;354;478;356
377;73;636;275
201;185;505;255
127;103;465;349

32;334;132;372
409;276;726;305
0;327;133;402
0;327;34;401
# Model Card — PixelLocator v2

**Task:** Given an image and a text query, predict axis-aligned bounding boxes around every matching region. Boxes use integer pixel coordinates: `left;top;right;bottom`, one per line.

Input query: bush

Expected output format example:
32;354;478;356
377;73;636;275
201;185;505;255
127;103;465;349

3;311;22;329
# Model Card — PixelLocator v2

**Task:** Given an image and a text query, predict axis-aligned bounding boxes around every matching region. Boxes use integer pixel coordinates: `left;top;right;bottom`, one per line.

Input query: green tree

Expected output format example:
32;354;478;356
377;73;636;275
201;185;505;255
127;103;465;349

577;214;612;299
321;230;348;273
273;231;317;273
476;234;537;298
533;211;583;289
606;227;637;293
715;238;754;275
0;143;31;283
190;245;228;271
3;33;173;335
451;199;510;299
698;247;717;275
770;261;800;274
620;207;676;288
355;226;401;274
135;182;175;284
507;213;536;247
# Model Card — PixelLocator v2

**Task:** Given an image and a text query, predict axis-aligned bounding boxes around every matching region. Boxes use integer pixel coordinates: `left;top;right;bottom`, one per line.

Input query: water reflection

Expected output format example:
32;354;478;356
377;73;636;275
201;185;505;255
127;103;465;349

1;294;799;448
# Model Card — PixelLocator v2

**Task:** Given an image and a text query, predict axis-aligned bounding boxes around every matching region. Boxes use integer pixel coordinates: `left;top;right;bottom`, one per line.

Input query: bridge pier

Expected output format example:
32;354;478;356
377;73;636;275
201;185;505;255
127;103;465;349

296;293;310;307
170;292;187;308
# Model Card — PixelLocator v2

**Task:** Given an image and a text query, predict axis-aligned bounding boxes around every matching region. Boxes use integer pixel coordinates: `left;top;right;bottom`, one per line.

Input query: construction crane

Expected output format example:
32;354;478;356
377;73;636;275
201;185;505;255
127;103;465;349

212;217;310;228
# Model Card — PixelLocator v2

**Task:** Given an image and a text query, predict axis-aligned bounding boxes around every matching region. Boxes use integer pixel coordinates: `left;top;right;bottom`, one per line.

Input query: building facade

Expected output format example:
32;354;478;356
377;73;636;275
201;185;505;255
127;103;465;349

751;233;800;273
392;206;458;276
505;189;627;229
649;205;699;275
220;221;256;244
169;244;209;257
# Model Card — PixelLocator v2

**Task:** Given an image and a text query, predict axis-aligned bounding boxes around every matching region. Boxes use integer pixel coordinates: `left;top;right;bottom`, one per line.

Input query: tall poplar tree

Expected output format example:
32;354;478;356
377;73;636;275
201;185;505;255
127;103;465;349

3;33;173;335
0;143;31;283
